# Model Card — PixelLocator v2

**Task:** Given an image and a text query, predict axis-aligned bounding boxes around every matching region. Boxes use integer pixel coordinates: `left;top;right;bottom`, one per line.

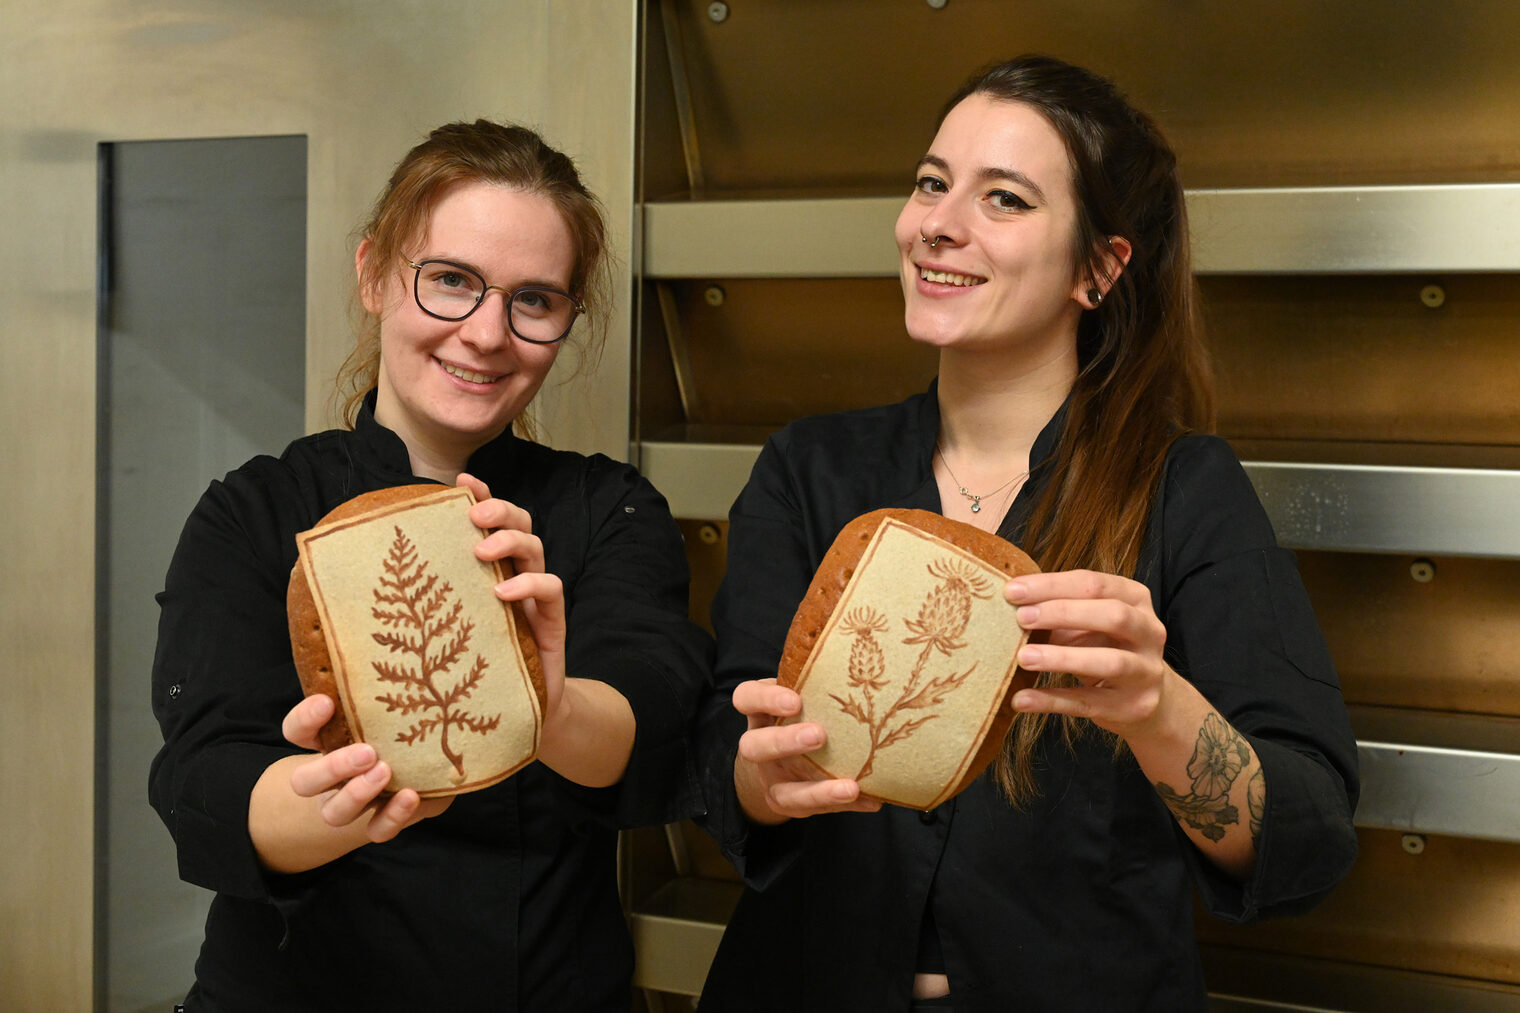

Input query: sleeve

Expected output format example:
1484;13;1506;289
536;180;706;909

147;468;308;901
1153;437;1360;922
553;458;715;829
691;435;810;887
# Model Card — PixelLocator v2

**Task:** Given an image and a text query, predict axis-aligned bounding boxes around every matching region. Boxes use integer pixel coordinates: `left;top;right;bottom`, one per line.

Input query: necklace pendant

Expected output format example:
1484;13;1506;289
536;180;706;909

970;500;981;513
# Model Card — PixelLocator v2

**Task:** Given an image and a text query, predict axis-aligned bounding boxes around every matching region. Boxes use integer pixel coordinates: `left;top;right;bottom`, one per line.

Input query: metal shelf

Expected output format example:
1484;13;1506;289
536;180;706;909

642;183;1520;279
641;440;1520;847
643;441;1520;561
1351;707;1520;844
639;181;1520;858
1247;461;1520;560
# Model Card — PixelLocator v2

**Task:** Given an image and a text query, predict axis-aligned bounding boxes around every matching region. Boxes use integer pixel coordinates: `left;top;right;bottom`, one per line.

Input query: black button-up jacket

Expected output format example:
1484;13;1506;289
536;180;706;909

695;385;1358;1012
149;399;712;1011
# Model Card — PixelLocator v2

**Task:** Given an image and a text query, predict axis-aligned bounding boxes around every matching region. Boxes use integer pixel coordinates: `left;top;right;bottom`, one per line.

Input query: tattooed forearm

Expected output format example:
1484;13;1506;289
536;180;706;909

1153;713;1252;843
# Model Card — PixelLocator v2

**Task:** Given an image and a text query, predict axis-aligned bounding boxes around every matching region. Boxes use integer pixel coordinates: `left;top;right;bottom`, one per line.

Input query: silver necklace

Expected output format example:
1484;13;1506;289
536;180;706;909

935;443;1029;514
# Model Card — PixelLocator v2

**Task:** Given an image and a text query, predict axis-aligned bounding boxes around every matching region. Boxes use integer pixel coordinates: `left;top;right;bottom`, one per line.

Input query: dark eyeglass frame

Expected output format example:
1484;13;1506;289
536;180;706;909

406;258;583;345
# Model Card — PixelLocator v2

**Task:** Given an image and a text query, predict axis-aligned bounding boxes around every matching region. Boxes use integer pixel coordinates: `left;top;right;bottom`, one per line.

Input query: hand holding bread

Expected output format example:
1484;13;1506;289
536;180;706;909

735;508;1043;819
281;692;453;842
253;475;562;873
457;472;567;728
733;678;883;824
1002;568;1173;739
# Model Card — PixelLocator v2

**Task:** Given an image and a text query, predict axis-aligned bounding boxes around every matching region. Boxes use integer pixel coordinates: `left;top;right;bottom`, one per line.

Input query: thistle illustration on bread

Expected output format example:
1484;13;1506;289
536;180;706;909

369;526;502;783
829;557;990;781
780;509;1037;809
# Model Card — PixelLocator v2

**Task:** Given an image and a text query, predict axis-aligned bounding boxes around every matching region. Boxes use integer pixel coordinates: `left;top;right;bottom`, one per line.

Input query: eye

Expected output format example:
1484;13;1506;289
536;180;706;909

419;263;482;296
988;189;1035;211
511;288;567;319
914;174;948;195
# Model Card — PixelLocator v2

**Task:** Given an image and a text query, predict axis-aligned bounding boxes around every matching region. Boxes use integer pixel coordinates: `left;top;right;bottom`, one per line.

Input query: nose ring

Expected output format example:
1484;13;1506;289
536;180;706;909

920;234;945;248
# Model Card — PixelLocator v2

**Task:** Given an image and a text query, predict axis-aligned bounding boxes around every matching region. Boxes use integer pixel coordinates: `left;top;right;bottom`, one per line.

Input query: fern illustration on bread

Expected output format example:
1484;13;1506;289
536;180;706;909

369;525;502;784
288;485;545;797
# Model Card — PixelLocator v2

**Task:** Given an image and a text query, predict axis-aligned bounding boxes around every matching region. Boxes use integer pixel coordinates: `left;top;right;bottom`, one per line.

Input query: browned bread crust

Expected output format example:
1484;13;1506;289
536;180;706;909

285;484;545;763
778;507;1043;806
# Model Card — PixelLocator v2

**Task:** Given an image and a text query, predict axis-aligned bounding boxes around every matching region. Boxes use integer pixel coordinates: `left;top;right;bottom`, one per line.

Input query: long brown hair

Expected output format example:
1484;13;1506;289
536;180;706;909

335;120;612;435
942;57;1216;803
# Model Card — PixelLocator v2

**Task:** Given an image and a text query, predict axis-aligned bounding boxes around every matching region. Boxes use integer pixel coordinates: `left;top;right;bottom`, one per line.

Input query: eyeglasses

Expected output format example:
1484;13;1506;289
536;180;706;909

406;259;582;345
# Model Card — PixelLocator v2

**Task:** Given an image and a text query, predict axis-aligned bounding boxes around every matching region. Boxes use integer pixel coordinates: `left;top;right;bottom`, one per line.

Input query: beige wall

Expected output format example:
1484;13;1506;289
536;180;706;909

0;2;636;1007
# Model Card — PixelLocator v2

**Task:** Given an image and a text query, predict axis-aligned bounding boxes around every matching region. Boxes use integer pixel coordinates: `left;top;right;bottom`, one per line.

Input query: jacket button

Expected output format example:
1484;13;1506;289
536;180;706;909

168;683;182;699
919;809;936;825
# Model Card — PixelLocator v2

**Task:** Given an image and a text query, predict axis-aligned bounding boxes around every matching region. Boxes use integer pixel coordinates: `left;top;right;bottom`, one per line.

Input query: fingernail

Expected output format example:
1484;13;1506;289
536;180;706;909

365;763;389;784
1006;581;1029;602
1016;605;1039;626
831;782;854;801
1018;644;1043;666
1012;690;1036;711
799;727;823;748
352;744;376;766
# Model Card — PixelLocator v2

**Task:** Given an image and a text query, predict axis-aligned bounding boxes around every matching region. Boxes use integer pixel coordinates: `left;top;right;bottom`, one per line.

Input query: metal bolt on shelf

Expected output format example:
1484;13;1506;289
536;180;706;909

1409;558;1436;583
1420;283;1445;308
1401;833;1427;855
707;1;729;23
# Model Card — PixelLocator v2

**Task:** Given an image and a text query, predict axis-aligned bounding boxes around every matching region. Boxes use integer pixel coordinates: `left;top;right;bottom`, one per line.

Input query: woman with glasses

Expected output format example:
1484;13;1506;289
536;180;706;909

149;120;711;1011
695;56;1358;1011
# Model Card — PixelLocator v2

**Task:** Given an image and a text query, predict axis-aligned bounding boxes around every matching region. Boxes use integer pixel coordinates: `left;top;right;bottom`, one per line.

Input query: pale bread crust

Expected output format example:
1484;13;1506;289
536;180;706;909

285;484;546;770
777;507;1043;806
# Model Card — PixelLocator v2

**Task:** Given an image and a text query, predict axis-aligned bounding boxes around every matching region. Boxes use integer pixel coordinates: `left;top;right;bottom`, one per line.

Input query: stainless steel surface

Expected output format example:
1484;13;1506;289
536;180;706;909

1246;461;1520;559
1356;740;1520;843
658;0;706;195
643;197;900;278
641;442;1520;563
629;878;743;996
643;185;1520;279
1189;185;1520;273
655;283;700;420
639;441;759;519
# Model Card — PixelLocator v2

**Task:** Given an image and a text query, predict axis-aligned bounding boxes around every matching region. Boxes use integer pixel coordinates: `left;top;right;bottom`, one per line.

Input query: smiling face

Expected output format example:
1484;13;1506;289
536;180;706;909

894;94;1092;363
360;181;576;474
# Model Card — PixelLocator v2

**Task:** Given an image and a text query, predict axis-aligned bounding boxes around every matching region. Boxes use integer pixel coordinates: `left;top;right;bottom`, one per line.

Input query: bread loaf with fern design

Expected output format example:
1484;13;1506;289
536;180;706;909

287;484;545;797
778;508;1041;809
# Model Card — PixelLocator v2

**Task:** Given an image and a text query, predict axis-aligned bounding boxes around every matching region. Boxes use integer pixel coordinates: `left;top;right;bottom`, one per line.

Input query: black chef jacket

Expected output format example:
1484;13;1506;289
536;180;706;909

695;384;1358;1013
149;395;712;1012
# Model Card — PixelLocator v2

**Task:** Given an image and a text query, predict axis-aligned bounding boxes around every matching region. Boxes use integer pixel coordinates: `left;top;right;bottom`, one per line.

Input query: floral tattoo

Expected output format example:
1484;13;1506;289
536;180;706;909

1153;713;1251;843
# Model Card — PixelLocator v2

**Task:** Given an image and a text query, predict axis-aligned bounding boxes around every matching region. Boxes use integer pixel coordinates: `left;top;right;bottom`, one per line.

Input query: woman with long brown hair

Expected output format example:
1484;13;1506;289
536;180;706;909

696;56;1358;1011
150;120;710;1011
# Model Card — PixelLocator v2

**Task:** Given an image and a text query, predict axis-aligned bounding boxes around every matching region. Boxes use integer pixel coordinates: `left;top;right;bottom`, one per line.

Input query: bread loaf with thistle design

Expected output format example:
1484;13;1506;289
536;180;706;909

287;484;545;797
778;508;1041;809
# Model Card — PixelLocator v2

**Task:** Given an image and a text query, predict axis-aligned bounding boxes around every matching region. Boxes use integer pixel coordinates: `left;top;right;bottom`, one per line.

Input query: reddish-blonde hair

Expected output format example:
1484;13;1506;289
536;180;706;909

335;120;612;433
939;57;1216;803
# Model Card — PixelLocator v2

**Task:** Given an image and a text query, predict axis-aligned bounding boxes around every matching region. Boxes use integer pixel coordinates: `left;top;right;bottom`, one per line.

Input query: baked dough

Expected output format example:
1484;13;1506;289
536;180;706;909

778;508;1041;809
287;484;545;797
